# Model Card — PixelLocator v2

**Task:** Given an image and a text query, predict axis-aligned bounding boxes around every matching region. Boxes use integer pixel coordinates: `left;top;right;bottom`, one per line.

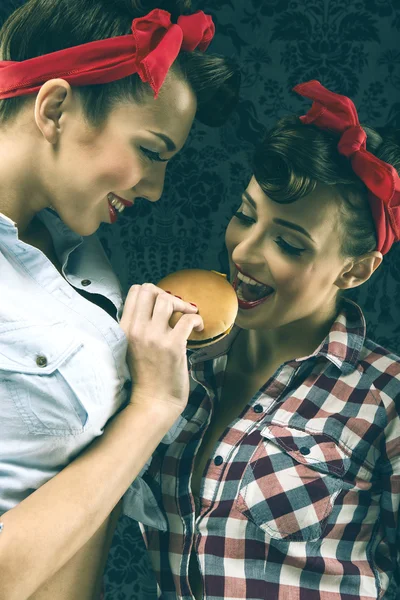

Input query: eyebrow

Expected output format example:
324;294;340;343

149;131;176;152
242;190;316;243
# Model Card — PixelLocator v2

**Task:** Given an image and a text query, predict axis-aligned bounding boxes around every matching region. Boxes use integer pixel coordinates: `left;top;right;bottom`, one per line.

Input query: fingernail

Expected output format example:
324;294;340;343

174;295;182;299
165;290;172;294
189;302;197;307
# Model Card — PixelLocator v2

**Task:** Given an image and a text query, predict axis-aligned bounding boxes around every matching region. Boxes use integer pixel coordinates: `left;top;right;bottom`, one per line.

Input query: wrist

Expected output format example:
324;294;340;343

127;392;184;426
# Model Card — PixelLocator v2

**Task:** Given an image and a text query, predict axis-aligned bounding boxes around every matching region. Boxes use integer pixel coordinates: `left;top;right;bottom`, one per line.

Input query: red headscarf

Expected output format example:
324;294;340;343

293;80;400;255
0;9;215;99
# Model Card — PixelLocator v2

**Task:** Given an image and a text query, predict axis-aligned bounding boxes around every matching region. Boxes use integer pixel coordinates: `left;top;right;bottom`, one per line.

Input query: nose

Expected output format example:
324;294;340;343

228;221;265;268
133;163;168;203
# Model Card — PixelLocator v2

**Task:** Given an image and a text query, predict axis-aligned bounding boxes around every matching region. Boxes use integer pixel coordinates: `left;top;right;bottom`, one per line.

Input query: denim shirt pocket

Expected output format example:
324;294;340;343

0;321;98;436
236;424;349;542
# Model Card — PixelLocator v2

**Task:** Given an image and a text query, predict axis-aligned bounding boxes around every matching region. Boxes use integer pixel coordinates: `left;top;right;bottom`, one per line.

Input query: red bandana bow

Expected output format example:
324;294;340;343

0;9;215;100
293;80;400;254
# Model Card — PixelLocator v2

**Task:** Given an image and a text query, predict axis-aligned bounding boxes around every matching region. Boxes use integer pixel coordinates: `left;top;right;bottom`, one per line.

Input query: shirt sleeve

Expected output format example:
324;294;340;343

122;413;188;528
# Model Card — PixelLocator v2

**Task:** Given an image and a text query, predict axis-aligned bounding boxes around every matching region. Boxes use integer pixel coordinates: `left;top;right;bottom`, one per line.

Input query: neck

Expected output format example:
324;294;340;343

0;114;48;236
236;303;339;375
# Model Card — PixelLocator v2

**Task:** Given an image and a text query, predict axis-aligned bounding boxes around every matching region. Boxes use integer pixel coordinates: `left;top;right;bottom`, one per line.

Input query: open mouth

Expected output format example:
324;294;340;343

233;271;275;309
107;193;129;224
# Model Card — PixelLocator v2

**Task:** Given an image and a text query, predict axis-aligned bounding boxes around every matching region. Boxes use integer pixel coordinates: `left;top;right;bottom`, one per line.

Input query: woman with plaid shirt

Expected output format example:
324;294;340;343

129;82;400;600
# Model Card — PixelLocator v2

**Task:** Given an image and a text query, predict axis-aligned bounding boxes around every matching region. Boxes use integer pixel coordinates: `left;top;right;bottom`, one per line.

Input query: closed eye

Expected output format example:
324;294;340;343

140;147;169;163
234;212;305;257
233;211;255;225
275;237;305;257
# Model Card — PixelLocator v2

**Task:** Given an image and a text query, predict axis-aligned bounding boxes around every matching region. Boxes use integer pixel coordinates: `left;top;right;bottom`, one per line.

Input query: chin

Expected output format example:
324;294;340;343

235;311;268;329
69;220;100;237
237;296;289;328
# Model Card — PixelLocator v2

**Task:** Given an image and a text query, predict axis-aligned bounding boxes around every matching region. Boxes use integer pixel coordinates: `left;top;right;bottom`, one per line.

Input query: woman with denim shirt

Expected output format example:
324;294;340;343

0;0;240;598
138;82;400;600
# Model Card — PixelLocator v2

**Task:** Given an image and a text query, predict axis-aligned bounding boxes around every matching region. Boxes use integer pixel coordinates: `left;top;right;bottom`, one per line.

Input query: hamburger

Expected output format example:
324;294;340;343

156;269;239;349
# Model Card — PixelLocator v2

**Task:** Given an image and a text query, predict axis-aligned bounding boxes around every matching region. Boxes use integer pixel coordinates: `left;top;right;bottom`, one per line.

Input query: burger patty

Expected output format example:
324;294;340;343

187;331;228;346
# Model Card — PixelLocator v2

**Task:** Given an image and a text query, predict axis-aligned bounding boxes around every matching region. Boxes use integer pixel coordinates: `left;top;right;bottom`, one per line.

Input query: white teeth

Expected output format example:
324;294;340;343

109;195;125;213
236;284;247;301
237;271;265;287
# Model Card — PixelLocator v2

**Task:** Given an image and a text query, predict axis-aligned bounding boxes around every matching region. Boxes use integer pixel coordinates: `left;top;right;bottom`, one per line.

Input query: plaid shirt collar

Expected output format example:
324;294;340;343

189;298;366;376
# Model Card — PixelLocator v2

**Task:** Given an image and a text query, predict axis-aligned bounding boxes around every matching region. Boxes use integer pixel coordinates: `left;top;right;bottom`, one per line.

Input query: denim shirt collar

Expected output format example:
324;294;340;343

0;207;123;313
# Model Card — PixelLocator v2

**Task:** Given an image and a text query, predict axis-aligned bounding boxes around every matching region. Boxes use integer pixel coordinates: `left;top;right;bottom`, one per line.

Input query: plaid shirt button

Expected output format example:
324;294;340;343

253;404;263;413
214;455;223;466
300;446;311;455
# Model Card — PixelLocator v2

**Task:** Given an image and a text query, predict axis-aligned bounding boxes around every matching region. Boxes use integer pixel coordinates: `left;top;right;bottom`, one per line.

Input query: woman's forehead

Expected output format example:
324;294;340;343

246;176;342;240
111;77;196;147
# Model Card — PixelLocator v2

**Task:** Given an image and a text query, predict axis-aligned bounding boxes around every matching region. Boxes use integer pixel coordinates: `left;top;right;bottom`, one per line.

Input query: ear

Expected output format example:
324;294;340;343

335;251;383;290
34;79;74;144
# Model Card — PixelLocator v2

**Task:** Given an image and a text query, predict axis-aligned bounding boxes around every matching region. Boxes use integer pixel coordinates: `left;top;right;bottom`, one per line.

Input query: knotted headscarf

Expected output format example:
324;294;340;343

293;80;400;254
0;9;215;100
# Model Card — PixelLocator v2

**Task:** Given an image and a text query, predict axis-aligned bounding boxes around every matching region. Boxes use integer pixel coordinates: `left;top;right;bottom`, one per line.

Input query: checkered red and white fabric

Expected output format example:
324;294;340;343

139;300;400;600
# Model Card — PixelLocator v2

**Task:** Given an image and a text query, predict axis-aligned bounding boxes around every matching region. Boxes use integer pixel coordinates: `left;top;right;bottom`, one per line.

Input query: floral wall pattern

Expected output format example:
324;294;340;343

1;1;399;598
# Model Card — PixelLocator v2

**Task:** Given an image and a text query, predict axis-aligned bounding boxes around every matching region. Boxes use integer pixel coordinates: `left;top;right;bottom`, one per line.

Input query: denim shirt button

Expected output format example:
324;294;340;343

123;379;131;391
36;355;48;368
81;279;92;287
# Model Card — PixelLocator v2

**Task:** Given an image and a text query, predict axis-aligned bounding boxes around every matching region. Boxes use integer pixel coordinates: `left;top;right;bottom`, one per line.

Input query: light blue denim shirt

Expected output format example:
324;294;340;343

0;208;176;527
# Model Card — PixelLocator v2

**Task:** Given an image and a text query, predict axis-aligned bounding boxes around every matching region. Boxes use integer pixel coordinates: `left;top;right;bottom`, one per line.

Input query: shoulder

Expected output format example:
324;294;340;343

359;336;400;384
357;337;400;429
333;300;399;397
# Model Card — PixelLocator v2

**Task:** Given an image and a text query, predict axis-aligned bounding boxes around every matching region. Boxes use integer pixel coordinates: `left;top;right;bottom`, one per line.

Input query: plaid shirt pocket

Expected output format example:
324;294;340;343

236;425;348;542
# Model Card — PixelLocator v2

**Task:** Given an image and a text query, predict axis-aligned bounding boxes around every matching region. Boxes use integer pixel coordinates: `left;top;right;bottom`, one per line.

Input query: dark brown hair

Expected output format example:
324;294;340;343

253;116;400;257
0;0;240;127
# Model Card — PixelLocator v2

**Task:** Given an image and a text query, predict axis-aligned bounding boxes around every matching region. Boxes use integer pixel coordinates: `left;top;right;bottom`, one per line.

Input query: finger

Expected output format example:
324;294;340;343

149;293;176;335
151;288;201;331
129;284;162;326
154;285;199;315
119;285;140;331
169;313;204;345
128;283;186;328
138;283;198;318
123;283;199;333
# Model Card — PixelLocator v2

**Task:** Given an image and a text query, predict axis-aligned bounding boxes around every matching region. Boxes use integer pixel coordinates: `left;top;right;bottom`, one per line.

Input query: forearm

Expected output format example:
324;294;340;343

28;501;122;600
0;400;179;600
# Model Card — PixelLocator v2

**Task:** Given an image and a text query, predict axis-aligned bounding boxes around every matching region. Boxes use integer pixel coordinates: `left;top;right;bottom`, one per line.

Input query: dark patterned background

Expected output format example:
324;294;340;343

1;1;399;598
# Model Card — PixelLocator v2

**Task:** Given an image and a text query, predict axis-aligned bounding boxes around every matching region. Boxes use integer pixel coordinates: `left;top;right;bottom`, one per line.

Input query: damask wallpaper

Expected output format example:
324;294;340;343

1;1;399;598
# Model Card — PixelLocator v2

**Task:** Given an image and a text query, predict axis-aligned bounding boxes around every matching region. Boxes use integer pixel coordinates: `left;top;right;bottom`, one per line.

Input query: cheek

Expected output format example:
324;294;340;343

272;257;319;297
100;150;136;178
83;143;141;188
279;262;334;302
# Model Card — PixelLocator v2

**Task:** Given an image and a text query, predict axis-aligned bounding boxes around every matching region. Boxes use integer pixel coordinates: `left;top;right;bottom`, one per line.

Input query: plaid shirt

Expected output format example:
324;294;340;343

139;299;400;600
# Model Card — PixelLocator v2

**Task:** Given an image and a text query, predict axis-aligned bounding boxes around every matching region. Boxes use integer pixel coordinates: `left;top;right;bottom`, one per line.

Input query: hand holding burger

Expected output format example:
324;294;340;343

156;269;239;349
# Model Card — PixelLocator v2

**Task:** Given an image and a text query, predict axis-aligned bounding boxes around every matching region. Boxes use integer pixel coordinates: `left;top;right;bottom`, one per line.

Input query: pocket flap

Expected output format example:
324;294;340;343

259;424;348;477
0;322;82;375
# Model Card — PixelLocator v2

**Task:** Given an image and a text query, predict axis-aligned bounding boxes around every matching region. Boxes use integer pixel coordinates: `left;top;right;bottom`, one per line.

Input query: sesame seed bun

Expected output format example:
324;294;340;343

156;269;239;349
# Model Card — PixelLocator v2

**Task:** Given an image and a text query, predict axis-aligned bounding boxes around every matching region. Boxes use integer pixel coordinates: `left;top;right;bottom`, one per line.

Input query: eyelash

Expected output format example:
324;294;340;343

140;147;167;163
233;211;305;257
